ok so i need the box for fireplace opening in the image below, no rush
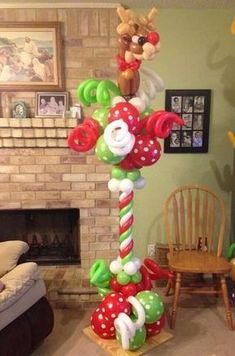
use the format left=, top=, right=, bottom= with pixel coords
left=0, top=208, right=80, bottom=265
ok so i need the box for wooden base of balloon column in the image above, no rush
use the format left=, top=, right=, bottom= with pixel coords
left=83, top=326, right=173, bottom=355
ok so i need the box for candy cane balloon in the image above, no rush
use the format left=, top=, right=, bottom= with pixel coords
left=119, top=190, right=134, bottom=266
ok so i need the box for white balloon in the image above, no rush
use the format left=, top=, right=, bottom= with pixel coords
left=110, top=135, right=135, bottom=156
left=112, top=96, right=126, bottom=106
left=114, top=317, right=130, bottom=350
left=127, top=296, right=146, bottom=328
left=104, top=120, right=129, bottom=147
left=132, top=257, right=142, bottom=270
left=142, top=77, right=156, bottom=100
left=141, top=67, right=165, bottom=93
left=120, top=179, right=134, bottom=193
left=134, top=177, right=146, bottom=189
left=129, top=97, right=146, bottom=114
left=135, top=67, right=165, bottom=109
left=123, top=261, right=138, bottom=276
left=110, top=259, right=122, bottom=274
left=104, top=120, right=135, bottom=156
left=136, top=88, right=150, bottom=109
left=108, top=178, right=120, bottom=192
left=117, top=313, right=136, bottom=337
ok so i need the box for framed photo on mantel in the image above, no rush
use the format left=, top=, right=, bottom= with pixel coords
left=0, top=22, right=64, bottom=91
left=164, top=89, right=211, bottom=153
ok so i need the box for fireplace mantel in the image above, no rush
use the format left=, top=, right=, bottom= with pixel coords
left=0, top=118, right=77, bottom=148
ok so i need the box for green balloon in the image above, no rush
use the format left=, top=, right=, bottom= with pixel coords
left=116, top=316, right=146, bottom=351
left=89, top=259, right=111, bottom=286
left=227, top=243, right=235, bottom=260
left=131, top=271, right=142, bottom=284
left=96, top=80, right=120, bottom=107
left=112, top=166, right=127, bottom=180
left=95, top=136, right=124, bottom=164
left=140, top=107, right=154, bottom=118
left=135, top=291, right=164, bottom=324
left=129, top=326, right=146, bottom=351
left=77, top=79, right=91, bottom=106
left=127, top=169, right=141, bottom=182
left=92, top=107, right=109, bottom=132
left=98, top=287, right=112, bottom=298
left=84, top=79, right=100, bottom=104
left=117, top=271, right=131, bottom=285
left=77, top=79, right=100, bottom=107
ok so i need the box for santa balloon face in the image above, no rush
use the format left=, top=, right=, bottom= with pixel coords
left=108, top=102, right=140, bottom=134
left=129, top=135, right=161, bottom=167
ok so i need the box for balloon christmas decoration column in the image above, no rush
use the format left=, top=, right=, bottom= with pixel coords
left=68, top=6, right=184, bottom=351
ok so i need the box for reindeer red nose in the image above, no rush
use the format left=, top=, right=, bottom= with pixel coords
left=147, top=31, right=160, bottom=45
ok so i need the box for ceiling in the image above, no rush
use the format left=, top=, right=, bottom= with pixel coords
left=1, top=0, right=235, bottom=9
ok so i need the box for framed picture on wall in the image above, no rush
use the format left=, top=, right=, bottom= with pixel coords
left=0, top=22, right=64, bottom=90
left=35, top=92, right=69, bottom=117
left=164, top=89, right=211, bottom=153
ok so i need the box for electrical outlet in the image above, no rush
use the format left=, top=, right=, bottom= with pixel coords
left=147, top=244, right=156, bottom=257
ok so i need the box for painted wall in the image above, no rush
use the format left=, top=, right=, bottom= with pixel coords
left=133, top=9, right=235, bottom=259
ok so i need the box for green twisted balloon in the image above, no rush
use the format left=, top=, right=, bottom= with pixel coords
left=89, top=259, right=112, bottom=296
left=77, top=79, right=120, bottom=108
left=96, top=80, right=120, bottom=107
left=77, top=79, right=100, bottom=106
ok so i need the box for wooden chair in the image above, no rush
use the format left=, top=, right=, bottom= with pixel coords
left=163, top=185, right=233, bottom=330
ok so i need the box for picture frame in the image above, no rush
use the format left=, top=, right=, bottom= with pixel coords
left=0, top=22, right=64, bottom=91
left=12, top=101, right=27, bottom=118
left=164, top=89, right=211, bottom=153
left=35, top=92, right=69, bottom=117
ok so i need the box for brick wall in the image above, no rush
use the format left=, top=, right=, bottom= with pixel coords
left=0, top=7, right=118, bottom=116
left=0, top=7, right=120, bottom=305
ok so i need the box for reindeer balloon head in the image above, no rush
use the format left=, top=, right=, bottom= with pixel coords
left=116, top=6, right=160, bottom=98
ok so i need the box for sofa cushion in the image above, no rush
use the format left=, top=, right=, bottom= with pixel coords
left=0, top=241, right=29, bottom=278
left=0, top=262, right=39, bottom=311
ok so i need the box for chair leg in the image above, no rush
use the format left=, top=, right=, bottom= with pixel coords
left=170, top=272, right=181, bottom=329
left=213, top=274, right=219, bottom=298
left=220, top=275, right=233, bottom=330
left=165, top=279, right=173, bottom=296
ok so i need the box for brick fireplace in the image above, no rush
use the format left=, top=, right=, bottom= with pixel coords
left=0, top=118, right=119, bottom=306
left=0, top=208, right=80, bottom=264
left=0, top=4, right=120, bottom=307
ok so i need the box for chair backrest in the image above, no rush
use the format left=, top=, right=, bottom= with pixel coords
left=163, top=185, right=225, bottom=258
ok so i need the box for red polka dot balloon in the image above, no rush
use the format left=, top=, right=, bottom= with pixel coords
left=90, top=307, right=116, bottom=339
left=110, top=277, right=122, bottom=292
left=119, top=155, right=142, bottom=171
left=100, top=292, right=131, bottom=322
left=121, top=282, right=137, bottom=297
left=145, top=314, right=165, bottom=337
left=129, top=134, right=161, bottom=167
left=108, top=102, right=140, bottom=134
